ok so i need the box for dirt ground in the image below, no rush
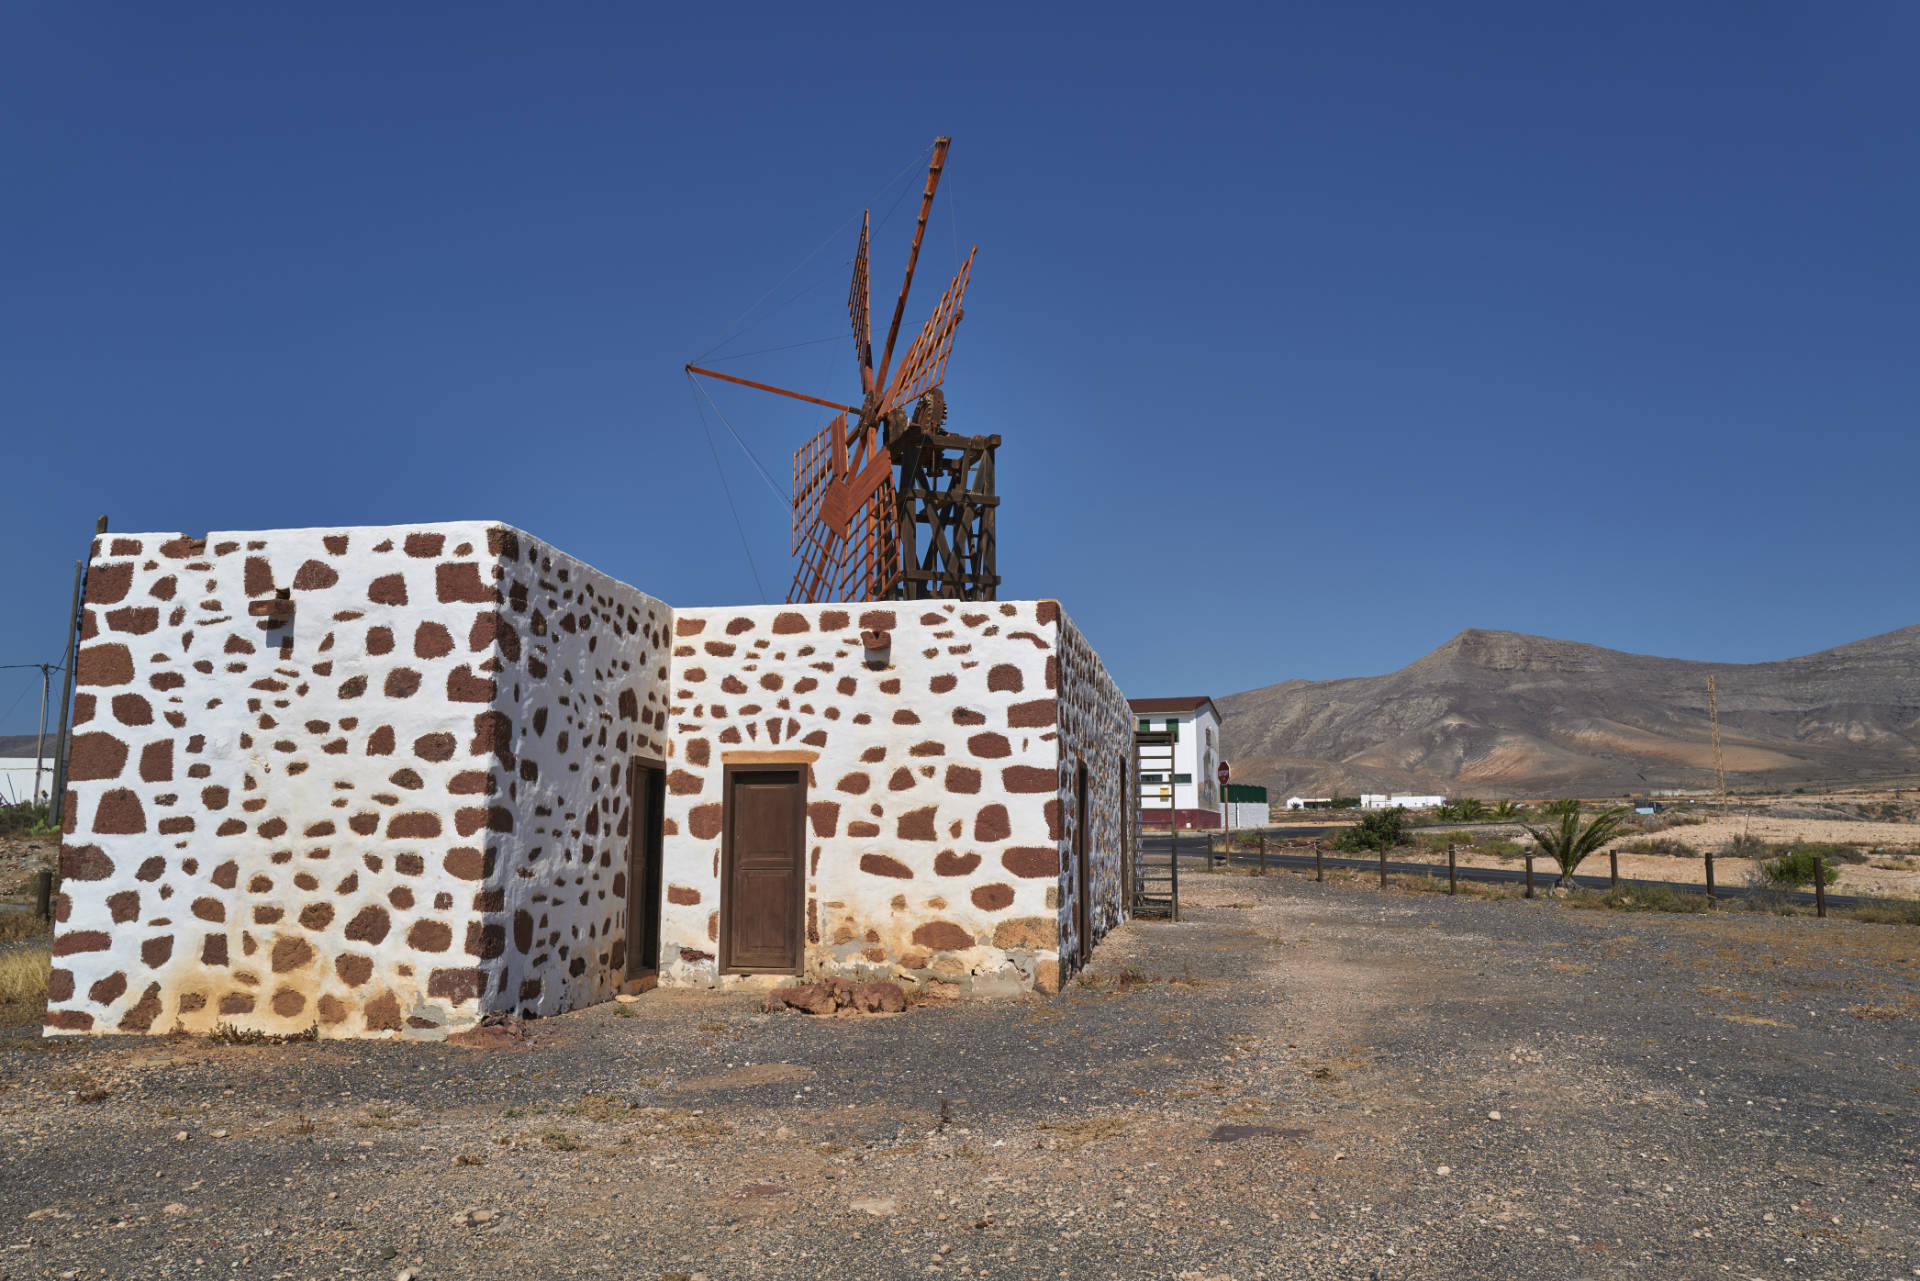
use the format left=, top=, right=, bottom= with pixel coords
left=0, top=835, right=56, bottom=902
left=0, top=872, right=1915, bottom=1279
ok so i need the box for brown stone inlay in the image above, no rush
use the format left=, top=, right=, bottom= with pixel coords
left=85, top=563, right=134, bottom=605
left=911, top=921, right=973, bottom=952
left=933, top=850, right=981, bottom=876
left=67, top=732, right=129, bottom=782
left=91, top=789, right=146, bottom=834
left=1002, top=847, right=1059, bottom=877
left=859, top=854, right=911, bottom=879
left=436, top=563, right=495, bottom=603
left=292, top=559, right=339, bottom=590
left=971, top=883, right=1015, bottom=911
left=368, top=573, right=408, bottom=605
left=1003, top=765, right=1055, bottom=793
left=76, top=644, right=134, bottom=687
left=973, top=804, right=1011, bottom=842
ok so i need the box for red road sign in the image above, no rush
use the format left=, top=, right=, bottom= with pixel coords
left=1217, top=761, right=1230, bottom=786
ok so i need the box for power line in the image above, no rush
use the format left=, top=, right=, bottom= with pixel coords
left=689, top=376, right=768, bottom=601
left=689, top=142, right=933, bottom=365
left=690, top=375, right=787, bottom=506
left=702, top=334, right=845, bottom=363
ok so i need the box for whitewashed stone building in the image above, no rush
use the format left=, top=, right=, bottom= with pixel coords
left=46, top=522, right=1133, bottom=1038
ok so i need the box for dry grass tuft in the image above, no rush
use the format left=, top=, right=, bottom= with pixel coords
left=1850, top=899, right=1920, bottom=927
left=1035, top=1114, right=1131, bottom=1149
left=209, top=1022, right=318, bottom=1045
left=0, top=945, right=50, bottom=1026
left=0, top=914, right=52, bottom=943
left=565, top=1094, right=643, bottom=1123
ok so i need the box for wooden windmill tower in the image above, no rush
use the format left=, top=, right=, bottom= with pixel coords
left=687, top=138, right=1000, bottom=604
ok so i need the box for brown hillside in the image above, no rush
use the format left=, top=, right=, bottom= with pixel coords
left=1218, top=625, right=1920, bottom=798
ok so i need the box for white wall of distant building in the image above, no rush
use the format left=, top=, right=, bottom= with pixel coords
left=1133, top=705, right=1221, bottom=813
left=0, top=757, right=56, bottom=805
left=1361, top=793, right=1445, bottom=810
left=1223, top=800, right=1267, bottom=828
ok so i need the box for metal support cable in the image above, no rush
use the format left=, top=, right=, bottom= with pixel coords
left=689, top=378, right=768, bottom=601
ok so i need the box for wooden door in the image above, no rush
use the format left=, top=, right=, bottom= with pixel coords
left=625, top=760, right=665, bottom=976
left=721, top=768, right=805, bottom=973
left=1074, top=761, right=1092, bottom=966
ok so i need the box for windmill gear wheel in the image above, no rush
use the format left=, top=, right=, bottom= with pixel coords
left=914, top=388, right=948, bottom=430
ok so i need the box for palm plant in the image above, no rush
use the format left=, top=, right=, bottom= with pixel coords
left=1490, top=799, right=1522, bottom=820
left=1450, top=797, right=1489, bottom=822
left=1522, top=803, right=1631, bottom=888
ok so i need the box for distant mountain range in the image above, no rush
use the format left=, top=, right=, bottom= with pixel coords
left=1218, top=625, right=1920, bottom=799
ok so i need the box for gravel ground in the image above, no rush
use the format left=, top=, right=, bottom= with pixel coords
left=0, top=871, right=1915, bottom=1280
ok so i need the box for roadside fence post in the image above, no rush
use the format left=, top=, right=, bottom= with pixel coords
left=1524, top=853, right=1534, bottom=899
left=34, top=870, right=53, bottom=921
left=1378, top=844, right=1388, bottom=889
left=1170, top=826, right=1180, bottom=919
left=1610, top=849, right=1619, bottom=890
left=1258, top=831, right=1267, bottom=877
left=1704, top=850, right=1715, bottom=904
left=1448, top=844, right=1457, bottom=895
left=1814, top=856, right=1827, bottom=918
left=1314, top=840, right=1324, bottom=883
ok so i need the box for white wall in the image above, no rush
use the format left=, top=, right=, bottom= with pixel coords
left=0, top=757, right=55, bottom=805
left=1223, top=801, right=1267, bottom=828
left=1134, top=704, right=1221, bottom=814
left=1361, top=794, right=1446, bottom=810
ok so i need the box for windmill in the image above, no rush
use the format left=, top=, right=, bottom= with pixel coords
left=687, top=137, right=1000, bottom=604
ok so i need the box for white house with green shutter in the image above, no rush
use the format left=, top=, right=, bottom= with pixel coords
left=1128, top=696, right=1223, bottom=829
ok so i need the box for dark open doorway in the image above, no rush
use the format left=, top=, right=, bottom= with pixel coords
left=626, top=759, right=665, bottom=976
left=1074, top=760, right=1091, bottom=967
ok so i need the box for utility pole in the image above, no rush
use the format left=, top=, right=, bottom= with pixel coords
left=32, top=662, right=51, bottom=805
left=49, top=515, right=107, bottom=830
left=1707, top=674, right=1728, bottom=805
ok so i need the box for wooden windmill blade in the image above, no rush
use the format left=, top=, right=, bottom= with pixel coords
left=873, top=137, right=951, bottom=395
left=691, top=135, right=989, bottom=607
left=790, top=414, right=842, bottom=557
left=879, top=248, right=973, bottom=417
left=789, top=477, right=900, bottom=603
left=849, top=212, right=874, bottom=394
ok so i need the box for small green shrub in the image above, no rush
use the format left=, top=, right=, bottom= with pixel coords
left=0, top=801, right=53, bottom=837
left=1477, top=838, right=1524, bottom=859
left=1328, top=797, right=1361, bottom=810
left=1619, top=837, right=1697, bottom=857
left=1792, top=841, right=1865, bottom=865
left=1646, top=812, right=1706, bottom=829
left=1724, top=832, right=1770, bottom=860
left=1760, top=848, right=1843, bottom=887
left=1334, top=808, right=1406, bottom=853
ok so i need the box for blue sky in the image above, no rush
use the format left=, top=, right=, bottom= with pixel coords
left=3, top=2, right=1916, bottom=737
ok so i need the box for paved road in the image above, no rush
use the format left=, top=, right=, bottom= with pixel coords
left=1138, top=832, right=1877, bottom=910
